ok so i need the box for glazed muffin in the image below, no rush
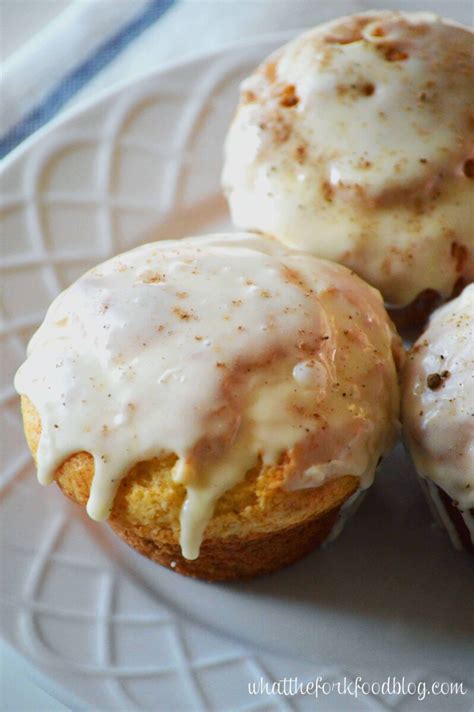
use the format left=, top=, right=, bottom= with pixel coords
left=402, top=284, right=474, bottom=553
left=223, top=11, right=474, bottom=325
left=15, top=233, right=402, bottom=580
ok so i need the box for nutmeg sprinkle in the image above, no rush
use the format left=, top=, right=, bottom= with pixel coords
left=15, top=233, right=402, bottom=561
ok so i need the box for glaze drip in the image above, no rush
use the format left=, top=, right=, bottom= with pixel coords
left=15, top=233, right=401, bottom=558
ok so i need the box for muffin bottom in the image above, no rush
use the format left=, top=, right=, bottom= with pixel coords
left=389, top=279, right=469, bottom=338
left=21, top=395, right=361, bottom=581
left=420, top=479, right=474, bottom=555
left=109, top=503, right=344, bottom=581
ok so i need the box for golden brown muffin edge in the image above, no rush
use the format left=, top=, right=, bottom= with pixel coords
left=21, top=395, right=359, bottom=580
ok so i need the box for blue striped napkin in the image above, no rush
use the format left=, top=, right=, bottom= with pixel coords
left=0, top=0, right=175, bottom=159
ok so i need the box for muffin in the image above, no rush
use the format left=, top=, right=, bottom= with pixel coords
left=223, top=11, right=474, bottom=325
left=15, top=233, right=402, bottom=580
left=402, top=284, right=474, bottom=553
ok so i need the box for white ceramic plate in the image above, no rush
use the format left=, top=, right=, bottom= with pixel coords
left=1, top=30, right=473, bottom=712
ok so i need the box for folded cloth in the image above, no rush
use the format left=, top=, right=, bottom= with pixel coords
left=0, top=0, right=175, bottom=158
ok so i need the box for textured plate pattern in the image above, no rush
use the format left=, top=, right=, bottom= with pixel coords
left=1, top=37, right=473, bottom=711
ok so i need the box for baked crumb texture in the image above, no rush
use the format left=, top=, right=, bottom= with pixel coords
left=16, top=234, right=402, bottom=579
left=22, top=395, right=358, bottom=580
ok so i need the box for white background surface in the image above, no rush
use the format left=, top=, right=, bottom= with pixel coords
left=1, top=2, right=472, bottom=710
left=0, top=0, right=71, bottom=61
left=1, top=7, right=72, bottom=708
left=1, top=7, right=72, bottom=707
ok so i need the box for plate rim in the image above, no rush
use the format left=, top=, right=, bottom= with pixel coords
left=0, top=31, right=295, bottom=712
left=1, top=639, right=84, bottom=712
left=0, top=29, right=297, bottom=174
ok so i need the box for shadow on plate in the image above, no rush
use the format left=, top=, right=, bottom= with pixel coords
left=234, top=444, right=473, bottom=640
left=102, top=444, right=473, bottom=678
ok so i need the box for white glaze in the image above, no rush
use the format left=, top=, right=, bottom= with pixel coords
left=15, top=233, right=401, bottom=559
left=403, top=284, right=474, bottom=546
left=223, top=11, right=474, bottom=307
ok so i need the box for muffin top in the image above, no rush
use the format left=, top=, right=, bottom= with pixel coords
left=403, top=284, right=474, bottom=511
left=15, top=233, right=401, bottom=558
left=223, top=11, right=474, bottom=307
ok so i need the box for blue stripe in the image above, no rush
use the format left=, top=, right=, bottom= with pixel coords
left=0, top=0, right=175, bottom=159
